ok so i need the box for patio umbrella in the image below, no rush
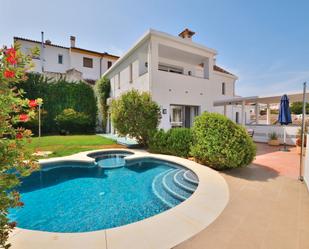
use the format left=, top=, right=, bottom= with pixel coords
left=278, top=94, right=292, bottom=151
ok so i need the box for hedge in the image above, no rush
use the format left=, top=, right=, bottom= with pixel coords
left=17, top=73, right=97, bottom=134
left=149, top=128, right=192, bottom=157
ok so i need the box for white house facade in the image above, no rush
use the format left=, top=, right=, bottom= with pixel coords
left=15, top=35, right=119, bottom=84
left=103, top=28, right=251, bottom=132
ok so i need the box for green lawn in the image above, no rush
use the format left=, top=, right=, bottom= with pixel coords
left=26, top=135, right=121, bottom=158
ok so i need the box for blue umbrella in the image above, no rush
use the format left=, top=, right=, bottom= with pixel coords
left=278, top=94, right=292, bottom=125
left=278, top=94, right=292, bottom=151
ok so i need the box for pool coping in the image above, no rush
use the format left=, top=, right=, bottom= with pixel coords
left=9, top=149, right=229, bottom=249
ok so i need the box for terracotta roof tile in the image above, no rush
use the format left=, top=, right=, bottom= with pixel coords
left=14, top=36, right=119, bottom=58
left=213, top=65, right=235, bottom=76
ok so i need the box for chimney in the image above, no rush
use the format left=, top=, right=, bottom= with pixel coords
left=70, top=36, right=76, bottom=47
left=178, top=28, right=195, bottom=41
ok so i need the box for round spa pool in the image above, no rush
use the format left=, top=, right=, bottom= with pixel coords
left=8, top=152, right=198, bottom=233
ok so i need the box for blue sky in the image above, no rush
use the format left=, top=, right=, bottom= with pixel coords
left=1, top=0, right=308, bottom=96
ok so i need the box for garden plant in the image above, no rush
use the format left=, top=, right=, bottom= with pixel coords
left=110, top=89, right=161, bottom=146
left=0, top=44, right=40, bottom=248
left=191, top=112, right=256, bottom=169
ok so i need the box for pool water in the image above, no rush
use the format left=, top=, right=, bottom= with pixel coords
left=9, top=153, right=198, bottom=233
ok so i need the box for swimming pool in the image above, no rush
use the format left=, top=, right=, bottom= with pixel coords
left=9, top=151, right=198, bottom=233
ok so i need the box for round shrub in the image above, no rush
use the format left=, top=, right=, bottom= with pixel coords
left=110, top=90, right=161, bottom=146
left=149, top=128, right=192, bottom=158
left=191, top=112, right=256, bottom=169
left=55, top=108, right=91, bottom=134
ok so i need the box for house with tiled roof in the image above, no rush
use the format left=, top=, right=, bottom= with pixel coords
left=14, top=35, right=119, bottom=84
left=103, top=28, right=249, bottom=132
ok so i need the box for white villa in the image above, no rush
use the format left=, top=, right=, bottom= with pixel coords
left=103, top=28, right=251, bottom=132
left=15, top=35, right=119, bottom=84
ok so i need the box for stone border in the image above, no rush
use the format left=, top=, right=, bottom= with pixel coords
left=9, top=149, right=229, bottom=249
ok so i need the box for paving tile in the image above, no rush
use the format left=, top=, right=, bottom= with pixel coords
left=176, top=143, right=309, bottom=249
left=261, top=228, right=299, bottom=249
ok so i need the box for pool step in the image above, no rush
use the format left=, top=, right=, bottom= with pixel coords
left=183, top=170, right=199, bottom=185
left=152, top=170, right=181, bottom=208
left=162, top=169, right=191, bottom=201
left=173, top=170, right=196, bottom=193
left=152, top=168, right=198, bottom=208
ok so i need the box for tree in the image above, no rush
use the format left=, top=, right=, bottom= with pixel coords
left=290, top=102, right=309, bottom=115
left=110, top=90, right=161, bottom=146
left=96, top=77, right=110, bottom=132
left=0, top=44, right=39, bottom=248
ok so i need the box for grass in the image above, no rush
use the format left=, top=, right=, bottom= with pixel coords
left=26, top=135, right=123, bottom=158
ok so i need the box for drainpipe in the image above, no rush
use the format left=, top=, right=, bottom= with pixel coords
left=41, top=31, right=45, bottom=73
left=99, top=57, right=102, bottom=79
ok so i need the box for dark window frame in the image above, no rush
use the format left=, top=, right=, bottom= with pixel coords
left=83, top=57, right=93, bottom=68
left=222, top=82, right=226, bottom=95
left=58, top=54, right=63, bottom=64
left=107, top=61, right=112, bottom=69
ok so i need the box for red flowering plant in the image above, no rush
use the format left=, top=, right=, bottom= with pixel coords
left=0, top=43, right=41, bottom=248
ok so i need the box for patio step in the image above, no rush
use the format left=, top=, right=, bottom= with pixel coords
left=183, top=170, right=199, bottom=185
left=162, top=169, right=192, bottom=201
left=152, top=170, right=181, bottom=208
left=173, top=170, right=197, bottom=193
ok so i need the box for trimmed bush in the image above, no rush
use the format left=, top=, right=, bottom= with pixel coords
left=110, top=90, right=161, bottom=146
left=149, top=128, right=192, bottom=157
left=17, top=73, right=97, bottom=133
left=191, top=112, right=256, bottom=169
left=55, top=108, right=91, bottom=134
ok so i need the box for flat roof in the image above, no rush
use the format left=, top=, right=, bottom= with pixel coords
left=103, top=29, right=221, bottom=77
left=214, top=92, right=309, bottom=106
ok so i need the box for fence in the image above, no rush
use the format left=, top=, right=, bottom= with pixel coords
left=246, top=124, right=300, bottom=145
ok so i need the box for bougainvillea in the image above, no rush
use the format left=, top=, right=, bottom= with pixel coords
left=0, top=44, right=40, bottom=248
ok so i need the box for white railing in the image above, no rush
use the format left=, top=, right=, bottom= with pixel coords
left=246, top=124, right=300, bottom=145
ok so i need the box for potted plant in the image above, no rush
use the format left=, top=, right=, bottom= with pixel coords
left=296, top=127, right=307, bottom=155
left=268, top=132, right=280, bottom=146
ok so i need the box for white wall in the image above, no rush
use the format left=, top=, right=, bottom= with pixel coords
left=246, top=124, right=300, bottom=145
left=105, top=31, right=238, bottom=131
left=109, top=42, right=149, bottom=98
left=17, top=39, right=117, bottom=81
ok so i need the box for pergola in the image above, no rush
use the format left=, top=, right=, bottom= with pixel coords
left=214, top=92, right=309, bottom=125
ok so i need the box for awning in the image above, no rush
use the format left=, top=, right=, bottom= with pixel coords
left=214, top=92, right=309, bottom=106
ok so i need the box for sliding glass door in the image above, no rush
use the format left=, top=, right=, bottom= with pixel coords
left=170, top=105, right=199, bottom=128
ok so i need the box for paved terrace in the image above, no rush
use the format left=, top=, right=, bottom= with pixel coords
left=176, top=143, right=309, bottom=249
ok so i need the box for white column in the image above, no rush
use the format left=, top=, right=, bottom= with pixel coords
left=147, top=42, right=152, bottom=92
left=147, top=40, right=159, bottom=92
left=241, top=100, right=245, bottom=125
left=203, top=58, right=210, bottom=79
left=255, top=103, right=259, bottom=124
left=266, top=104, right=270, bottom=125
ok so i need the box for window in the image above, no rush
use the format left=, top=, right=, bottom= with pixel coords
left=118, top=73, right=120, bottom=89
left=107, top=61, right=112, bottom=69
left=58, top=54, right=63, bottom=64
left=159, top=64, right=183, bottom=74
left=235, top=112, right=239, bottom=124
left=170, top=106, right=183, bottom=127
left=129, top=63, right=133, bottom=83
left=83, top=57, right=93, bottom=68
left=222, top=82, right=226, bottom=95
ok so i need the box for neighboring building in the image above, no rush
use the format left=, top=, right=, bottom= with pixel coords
left=14, top=35, right=119, bottom=84
left=103, top=28, right=251, bottom=132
